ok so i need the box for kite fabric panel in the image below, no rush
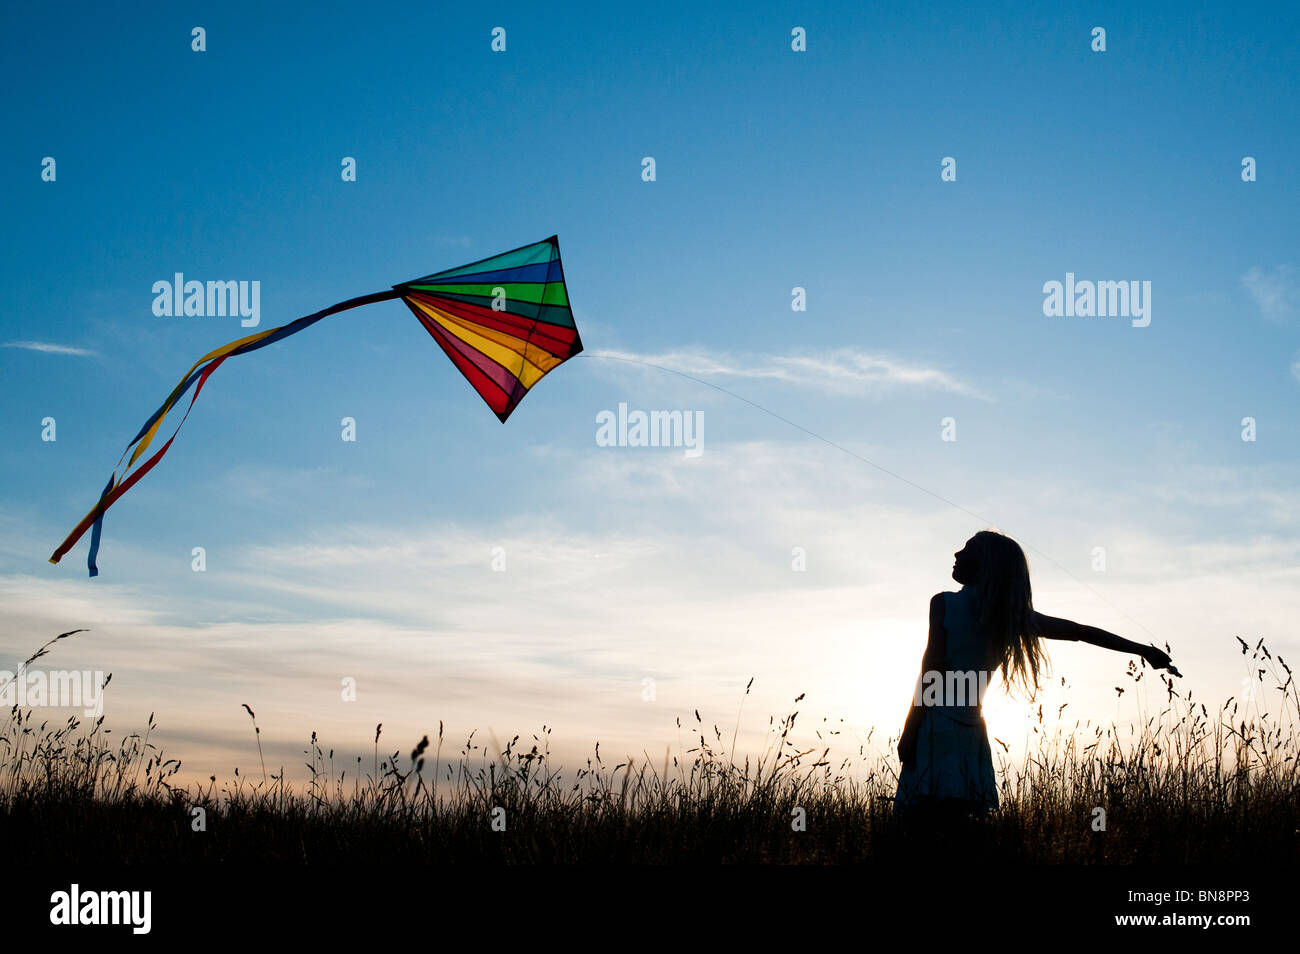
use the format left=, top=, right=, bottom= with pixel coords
left=394, top=235, right=583, bottom=422
left=50, top=235, right=582, bottom=577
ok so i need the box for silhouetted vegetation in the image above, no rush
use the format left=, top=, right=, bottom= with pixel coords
left=3, top=637, right=1297, bottom=864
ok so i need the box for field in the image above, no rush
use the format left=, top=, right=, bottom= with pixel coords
left=3, top=635, right=1298, bottom=865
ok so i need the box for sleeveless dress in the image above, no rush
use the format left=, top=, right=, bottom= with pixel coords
left=893, top=583, right=999, bottom=814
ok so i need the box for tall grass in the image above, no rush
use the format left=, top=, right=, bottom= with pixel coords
left=2, top=636, right=1296, bottom=863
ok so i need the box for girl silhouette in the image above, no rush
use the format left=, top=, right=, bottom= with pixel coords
left=894, top=530, right=1176, bottom=818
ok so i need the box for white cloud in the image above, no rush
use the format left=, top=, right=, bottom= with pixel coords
left=588, top=347, right=991, bottom=400
left=2, top=340, right=96, bottom=356
left=1243, top=265, right=1299, bottom=321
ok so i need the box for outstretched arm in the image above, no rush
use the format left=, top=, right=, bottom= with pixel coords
left=1031, top=610, right=1174, bottom=671
left=899, top=593, right=945, bottom=764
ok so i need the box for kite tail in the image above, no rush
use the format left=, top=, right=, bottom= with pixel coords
left=84, top=475, right=114, bottom=578
left=50, top=289, right=402, bottom=575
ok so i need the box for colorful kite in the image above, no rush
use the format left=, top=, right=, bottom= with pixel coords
left=50, top=236, right=582, bottom=576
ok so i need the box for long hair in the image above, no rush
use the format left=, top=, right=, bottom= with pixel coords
left=969, top=530, right=1047, bottom=695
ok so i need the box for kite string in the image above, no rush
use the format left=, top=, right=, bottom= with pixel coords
left=579, top=351, right=1158, bottom=643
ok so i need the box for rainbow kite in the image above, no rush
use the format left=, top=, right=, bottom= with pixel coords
left=51, top=236, right=583, bottom=576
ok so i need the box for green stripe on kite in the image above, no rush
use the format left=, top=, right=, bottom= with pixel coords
left=404, top=281, right=570, bottom=308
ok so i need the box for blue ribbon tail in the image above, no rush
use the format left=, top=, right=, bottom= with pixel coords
left=86, top=474, right=114, bottom=578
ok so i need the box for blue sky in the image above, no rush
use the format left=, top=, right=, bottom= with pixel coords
left=1, top=1, right=1297, bottom=780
